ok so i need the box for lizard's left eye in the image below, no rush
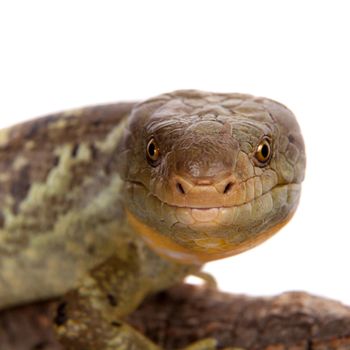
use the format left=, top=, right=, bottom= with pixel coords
left=146, top=138, right=160, bottom=165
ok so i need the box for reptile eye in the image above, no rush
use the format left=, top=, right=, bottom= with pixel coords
left=255, top=137, right=272, bottom=164
left=146, top=138, right=160, bottom=164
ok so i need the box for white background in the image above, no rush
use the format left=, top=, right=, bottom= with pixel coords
left=0, top=1, right=349, bottom=304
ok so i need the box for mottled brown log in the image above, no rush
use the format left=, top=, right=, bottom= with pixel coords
left=1, top=284, right=350, bottom=350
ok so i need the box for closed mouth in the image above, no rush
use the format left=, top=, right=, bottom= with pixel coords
left=127, top=180, right=301, bottom=227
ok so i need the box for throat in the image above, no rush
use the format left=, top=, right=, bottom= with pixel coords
left=126, top=210, right=205, bottom=265
left=126, top=208, right=296, bottom=265
left=126, top=210, right=243, bottom=265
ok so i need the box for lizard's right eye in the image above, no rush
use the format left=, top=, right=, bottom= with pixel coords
left=146, top=138, right=160, bottom=165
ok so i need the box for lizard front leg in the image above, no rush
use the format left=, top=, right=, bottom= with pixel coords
left=55, top=249, right=162, bottom=350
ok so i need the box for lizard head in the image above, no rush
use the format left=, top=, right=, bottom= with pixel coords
left=119, top=90, right=306, bottom=265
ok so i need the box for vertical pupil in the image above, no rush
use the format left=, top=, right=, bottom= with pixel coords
left=149, top=143, right=155, bottom=156
left=261, top=144, right=269, bottom=158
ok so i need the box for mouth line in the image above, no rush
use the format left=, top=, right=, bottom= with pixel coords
left=167, top=205, right=228, bottom=211
left=127, top=180, right=300, bottom=210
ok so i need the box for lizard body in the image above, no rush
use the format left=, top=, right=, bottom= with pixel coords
left=0, top=90, right=306, bottom=349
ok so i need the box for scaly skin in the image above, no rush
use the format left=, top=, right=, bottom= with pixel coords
left=0, top=90, right=306, bottom=349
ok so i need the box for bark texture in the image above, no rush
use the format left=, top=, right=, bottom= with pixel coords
left=1, top=284, right=350, bottom=350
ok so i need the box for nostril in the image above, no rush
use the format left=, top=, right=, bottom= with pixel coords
left=223, top=182, right=234, bottom=194
left=176, top=182, right=186, bottom=195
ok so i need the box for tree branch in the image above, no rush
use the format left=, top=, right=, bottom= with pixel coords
left=1, top=284, right=350, bottom=350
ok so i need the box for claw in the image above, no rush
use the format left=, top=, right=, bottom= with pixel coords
left=190, top=271, right=218, bottom=289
